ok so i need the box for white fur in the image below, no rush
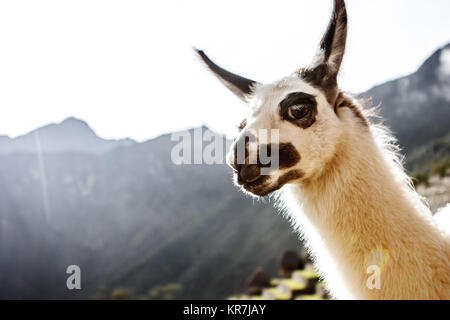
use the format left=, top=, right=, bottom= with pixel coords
left=282, top=112, right=450, bottom=299
left=233, top=75, right=450, bottom=299
left=212, top=0, right=450, bottom=300
left=435, top=204, right=450, bottom=237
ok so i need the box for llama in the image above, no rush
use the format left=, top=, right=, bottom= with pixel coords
left=196, top=0, right=450, bottom=299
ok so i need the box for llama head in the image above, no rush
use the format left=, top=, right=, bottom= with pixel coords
left=197, top=0, right=364, bottom=197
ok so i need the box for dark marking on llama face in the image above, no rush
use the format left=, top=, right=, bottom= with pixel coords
left=278, top=143, right=301, bottom=169
left=239, top=164, right=261, bottom=183
left=279, top=92, right=318, bottom=129
left=335, top=91, right=369, bottom=127
left=237, top=173, right=271, bottom=196
left=236, top=167, right=305, bottom=197
left=231, top=131, right=301, bottom=170
left=277, top=169, right=305, bottom=187
left=299, top=66, right=338, bottom=105
left=242, top=169, right=305, bottom=197
left=241, top=143, right=301, bottom=170
left=234, top=142, right=302, bottom=197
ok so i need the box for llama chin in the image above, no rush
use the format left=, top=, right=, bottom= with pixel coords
left=197, top=0, right=450, bottom=300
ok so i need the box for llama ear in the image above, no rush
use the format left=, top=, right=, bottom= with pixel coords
left=311, top=0, right=347, bottom=75
left=302, top=0, right=347, bottom=102
left=195, top=48, right=259, bottom=101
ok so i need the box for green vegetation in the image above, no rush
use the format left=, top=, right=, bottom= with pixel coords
left=411, top=172, right=430, bottom=188
left=270, top=279, right=281, bottom=286
left=264, top=288, right=290, bottom=300
left=293, top=269, right=318, bottom=279
left=431, top=159, right=450, bottom=178
left=298, top=294, right=324, bottom=300
left=92, top=287, right=134, bottom=300
left=92, top=283, right=182, bottom=300
left=280, top=279, right=306, bottom=290
left=111, top=288, right=133, bottom=300
left=406, top=133, right=450, bottom=173
left=411, top=158, right=450, bottom=187
left=148, top=283, right=183, bottom=300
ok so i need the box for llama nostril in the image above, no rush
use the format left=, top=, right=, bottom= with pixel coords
left=240, top=164, right=261, bottom=183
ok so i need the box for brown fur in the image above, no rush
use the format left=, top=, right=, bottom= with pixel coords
left=277, top=170, right=304, bottom=187
left=335, top=91, right=369, bottom=127
left=279, top=143, right=301, bottom=169
left=299, top=66, right=338, bottom=104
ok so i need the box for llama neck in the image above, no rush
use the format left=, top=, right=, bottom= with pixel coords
left=284, top=127, right=449, bottom=299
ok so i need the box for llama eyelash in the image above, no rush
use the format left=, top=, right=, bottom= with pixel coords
left=237, top=119, right=247, bottom=131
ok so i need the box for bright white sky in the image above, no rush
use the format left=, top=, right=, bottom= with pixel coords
left=0, top=0, right=449, bottom=141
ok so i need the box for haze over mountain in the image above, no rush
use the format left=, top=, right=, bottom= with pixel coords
left=0, top=122, right=300, bottom=299
left=0, top=44, right=449, bottom=300
left=363, top=43, right=450, bottom=171
left=0, top=117, right=136, bottom=155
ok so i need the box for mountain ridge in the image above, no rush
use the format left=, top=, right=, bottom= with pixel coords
left=0, top=124, right=300, bottom=299
left=0, top=117, right=136, bottom=155
left=0, top=43, right=449, bottom=300
left=362, top=43, right=450, bottom=171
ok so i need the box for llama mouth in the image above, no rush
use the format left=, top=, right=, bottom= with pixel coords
left=235, top=174, right=274, bottom=196
left=243, top=182, right=279, bottom=197
left=237, top=173, right=268, bottom=187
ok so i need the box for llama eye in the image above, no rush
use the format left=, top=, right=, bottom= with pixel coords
left=288, top=105, right=310, bottom=120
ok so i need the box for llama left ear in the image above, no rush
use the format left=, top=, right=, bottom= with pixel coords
left=195, top=48, right=259, bottom=101
left=302, top=0, right=347, bottom=103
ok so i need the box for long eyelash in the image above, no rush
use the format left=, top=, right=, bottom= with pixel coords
left=279, top=92, right=317, bottom=111
left=238, top=119, right=247, bottom=131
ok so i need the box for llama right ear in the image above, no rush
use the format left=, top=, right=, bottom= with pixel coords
left=195, top=48, right=259, bottom=101
left=310, top=0, right=347, bottom=75
left=302, top=0, right=347, bottom=102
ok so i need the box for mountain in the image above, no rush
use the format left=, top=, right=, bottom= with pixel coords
left=407, top=132, right=450, bottom=173
left=363, top=43, right=450, bottom=171
left=0, top=125, right=300, bottom=299
left=0, top=117, right=136, bottom=155
left=1, top=44, right=450, bottom=300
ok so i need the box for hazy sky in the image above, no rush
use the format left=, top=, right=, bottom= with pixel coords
left=0, top=0, right=449, bottom=141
